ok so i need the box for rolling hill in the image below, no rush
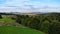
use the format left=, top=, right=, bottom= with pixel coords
left=0, top=26, right=45, bottom=34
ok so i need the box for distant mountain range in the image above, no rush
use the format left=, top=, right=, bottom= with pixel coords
left=29, top=12, right=48, bottom=14
left=0, top=11, right=60, bottom=15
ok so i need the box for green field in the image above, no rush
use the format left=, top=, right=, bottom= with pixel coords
left=0, top=26, right=45, bottom=34
left=0, top=16, right=16, bottom=23
left=0, top=15, right=45, bottom=34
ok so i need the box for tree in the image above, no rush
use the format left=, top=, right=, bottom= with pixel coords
left=39, top=20, right=50, bottom=33
left=29, top=18, right=40, bottom=30
left=0, top=15, right=2, bottom=19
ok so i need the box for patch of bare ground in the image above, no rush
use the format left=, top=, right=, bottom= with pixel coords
left=0, top=22, right=21, bottom=27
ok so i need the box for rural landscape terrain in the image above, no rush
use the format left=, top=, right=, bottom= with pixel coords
left=0, top=0, right=60, bottom=34
left=0, top=12, right=60, bottom=34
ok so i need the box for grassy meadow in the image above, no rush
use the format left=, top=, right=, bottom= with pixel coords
left=0, top=15, right=16, bottom=23
left=0, top=26, right=45, bottom=34
left=0, top=15, right=45, bottom=34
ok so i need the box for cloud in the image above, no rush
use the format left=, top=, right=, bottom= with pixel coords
left=0, top=0, right=60, bottom=12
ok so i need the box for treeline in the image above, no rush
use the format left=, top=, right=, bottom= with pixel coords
left=16, top=13, right=60, bottom=34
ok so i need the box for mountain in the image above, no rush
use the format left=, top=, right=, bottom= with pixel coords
left=29, top=12, right=48, bottom=14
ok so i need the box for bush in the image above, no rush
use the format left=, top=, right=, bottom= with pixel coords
left=16, top=13, right=60, bottom=34
left=0, top=15, right=2, bottom=19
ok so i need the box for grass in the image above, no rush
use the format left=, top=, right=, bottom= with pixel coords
left=0, top=26, right=45, bottom=34
left=0, top=16, right=16, bottom=23
left=0, top=15, right=45, bottom=34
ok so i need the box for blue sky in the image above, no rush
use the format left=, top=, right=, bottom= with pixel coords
left=0, top=0, right=60, bottom=12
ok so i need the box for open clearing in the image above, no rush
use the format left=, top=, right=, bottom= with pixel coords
left=0, top=26, right=45, bottom=34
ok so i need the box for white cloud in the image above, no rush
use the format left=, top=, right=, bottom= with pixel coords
left=0, top=0, right=60, bottom=13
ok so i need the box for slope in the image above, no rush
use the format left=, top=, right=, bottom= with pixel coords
left=0, top=26, right=45, bottom=34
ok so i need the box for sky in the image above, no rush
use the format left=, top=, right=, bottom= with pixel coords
left=0, top=0, right=60, bottom=13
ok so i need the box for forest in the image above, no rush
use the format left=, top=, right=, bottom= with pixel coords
left=0, top=13, right=60, bottom=34
left=16, top=13, right=60, bottom=34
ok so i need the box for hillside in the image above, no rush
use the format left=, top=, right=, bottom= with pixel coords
left=16, top=13, right=60, bottom=34
left=0, top=13, right=60, bottom=34
left=0, top=15, right=45, bottom=34
left=0, top=26, right=45, bottom=34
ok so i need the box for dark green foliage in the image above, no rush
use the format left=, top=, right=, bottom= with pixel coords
left=39, top=20, right=50, bottom=33
left=0, top=15, right=2, bottom=19
left=16, top=15, right=21, bottom=24
left=16, top=13, right=60, bottom=34
left=29, top=18, right=40, bottom=30
left=49, top=20, right=60, bottom=34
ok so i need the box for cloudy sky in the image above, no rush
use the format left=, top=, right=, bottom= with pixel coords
left=0, top=0, right=60, bottom=12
